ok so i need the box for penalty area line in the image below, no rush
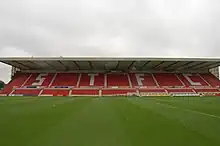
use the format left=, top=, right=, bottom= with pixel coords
left=156, top=102, right=220, bottom=119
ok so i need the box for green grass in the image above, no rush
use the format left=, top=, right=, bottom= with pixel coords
left=0, top=96, right=220, bottom=146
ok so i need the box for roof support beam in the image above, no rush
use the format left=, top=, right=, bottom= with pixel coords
left=140, top=61, right=151, bottom=70
left=207, top=64, right=220, bottom=70
left=12, top=61, right=31, bottom=69
left=44, top=61, right=57, bottom=70
left=153, top=61, right=164, bottom=69
left=73, top=61, right=80, bottom=70
left=175, top=61, right=194, bottom=70
left=28, top=61, right=42, bottom=69
left=196, top=62, right=220, bottom=70
left=115, top=61, right=120, bottom=69
left=183, top=62, right=207, bottom=70
left=208, top=64, right=220, bottom=69
left=88, top=61, right=93, bottom=69
left=163, top=61, right=179, bottom=70
left=128, top=61, right=136, bottom=70
left=104, top=64, right=107, bottom=70
left=58, top=61, right=68, bottom=70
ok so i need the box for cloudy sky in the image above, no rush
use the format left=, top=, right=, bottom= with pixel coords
left=0, top=0, right=220, bottom=82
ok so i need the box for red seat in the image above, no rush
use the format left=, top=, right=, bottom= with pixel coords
left=71, top=89, right=99, bottom=96
left=41, top=89, right=70, bottom=96
left=193, top=88, right=219, bottom=93
left=107, top=73, right=129, bottom=87
left=178, top=74, right=209, bottom=87
left=200, top=73, right=220, bottom=87
left=3, top=72, right=220, bottom=96
left=12, top=89, right=41, bottom=96
left=2, top=73, right=30, bottom=95
left=154, top=73, right=183, bottom=87
left=79, top=73, right=104, bottom=87
left=130, top=73, right=157, bottom=87
left=139, top=88, right=166, bottom=93
left=215, top=93, right=220, bottom=96
left=166, top=88, right=194, bottom=93
left=51, top=73, right=78, bottom=87
left=24, top=73, right=54, bottom=87
left=102, top=89, right=136, bottom=95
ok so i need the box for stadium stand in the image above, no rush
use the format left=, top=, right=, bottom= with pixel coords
left=200, top=73, right=220, bottom=87
left=166, top=88, right=194, bottom=93
left=0, top=57, right=220, bottom=97
left=51, top=73, right=78, bottom=87
left=2, top=73, right=30, bottom=95
left=12, top=88, right=41, bottom=96
left=79, top=73, right=104, bottom=87
left=71, top=88, right=100, bottom=96
left=130, top=73, right=158, bottom=87
left=154, top=73, right=183, bottom=87
left=107, top=73, right=130, bottom=87
left=102, top=88, right=136, bottom=96
left=23, top=73, right=54, bottom=87
left=178, top=73, right=209, bottom=87
left=41, top=88, right=70, bottom=96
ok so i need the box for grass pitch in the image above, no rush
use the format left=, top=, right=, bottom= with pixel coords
left=0, top=96, right=220, bottom=146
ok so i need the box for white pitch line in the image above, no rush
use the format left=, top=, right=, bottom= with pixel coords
left=156, top=102, right=220, bottom=119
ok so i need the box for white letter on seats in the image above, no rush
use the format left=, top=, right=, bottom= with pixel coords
left=88, top=74, right=98, bottom=86
left=183, top=74, right=201, bottom=86
left=32, top=73, right=48, bottom=86
left=135, top=74, right=144, bottom=86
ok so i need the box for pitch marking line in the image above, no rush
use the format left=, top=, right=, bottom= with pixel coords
left=155, top=102, right=220, bottom=119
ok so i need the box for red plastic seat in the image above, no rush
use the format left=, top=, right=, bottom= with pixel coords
left=102, top=89, right=136, bottom=95
left=51, top=73, right=78, bottom=87
left=41, top=89, right=70, bottom=96
left=2, top=73, right=30, bottom=95
left=107, top=73, right=129, bottom=87
left=200, top=73, right=220, bottom=87
left=130, top=73, right=157, bottom=87
left=178, top=74, right=209, bottom=87
left=154, top=73, right=183, bottom=87
left=79, top=73, right=104, bottom=87
left=193, top=88, right=219, bottom=93
left=12, top=89, right=41, bottom=96
left=139, top=88, right=166, bottom=93
left=24, top=73, right=54, bottom=87
left=166, top=88, right=194, bottom=93
left=71, top=89, right=99, bottom=96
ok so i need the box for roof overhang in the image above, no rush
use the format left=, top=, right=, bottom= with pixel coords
left=0, top=57, right=220, bottom=72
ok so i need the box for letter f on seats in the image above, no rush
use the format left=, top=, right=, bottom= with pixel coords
left=135, top=74, right=144, bottom=86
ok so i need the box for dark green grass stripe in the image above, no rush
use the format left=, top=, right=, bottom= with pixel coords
left=31, top=98, right=131, bottom=146
left=128, top=98, right=220, bottom=144
left=151, top=97, right=220, bottom=117
left=155, top=101, right=220, bottom=119
left=111, top=98, right=217, bottom=146
left=0, top=98, right=91, bottom=146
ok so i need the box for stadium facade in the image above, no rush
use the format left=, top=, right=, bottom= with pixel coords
left=1, top=57, right=220, bottom=97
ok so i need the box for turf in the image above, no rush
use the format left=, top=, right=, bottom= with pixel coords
left=0, top=96, right=220, bottom=146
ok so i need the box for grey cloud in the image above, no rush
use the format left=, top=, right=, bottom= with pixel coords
left=0, top=0, right=220, bottom=82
